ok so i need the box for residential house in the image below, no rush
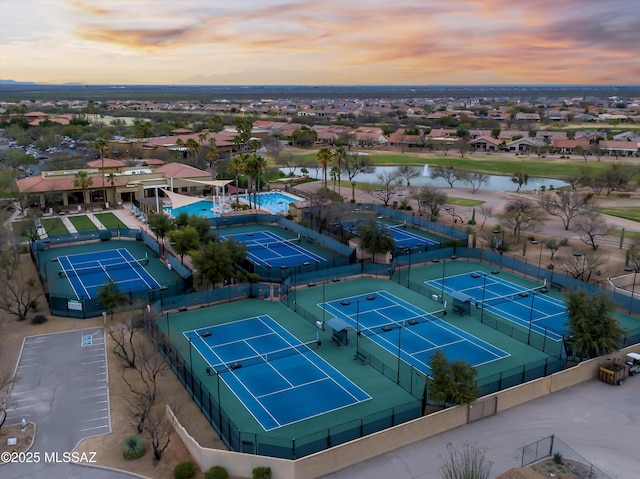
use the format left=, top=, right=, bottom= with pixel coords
left=469, top=136, right=501, bottom=152
left=599, top=140, right=639, bottom=157
left=551, top=139, right=590, bottom=155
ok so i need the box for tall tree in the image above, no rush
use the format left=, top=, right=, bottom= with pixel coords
left=398, top=165, right=420, bottom=188
left=430, top=165, right=462, bottom=188
left=357, top=220, right=396, bottom=263
left=511, top=171, right=529, bottom=192
left=93, top=137, right=109, bottom=204
left=574, top=210, right=608, bottom=251
left=362, top=169, right=402, bottom=206
left=0, top=249, right=42, bottom=321
left=168, top=225, right=200, bottom=264
left=191, top=238, right=246, bottom=289
left=413, top=185, right=448, bottom=220
left=539, top=190, right=593, bottom=230
left=316, top=147, right=334, bottom=189
left=499, top=197, right=544, bottom=241
left=73, top=170, right=93, bottom=204
left=245, top=153, right=267, bottom=209
left=228, top=154, right=247, bottom=206
left=96, top=279, right=128, bottom=321
left=566, top=289, right=623, bottom=360
left=428, top=350, right=478, bottom=407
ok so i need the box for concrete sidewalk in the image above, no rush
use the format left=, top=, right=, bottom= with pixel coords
left=322, top=378, right=640, bottom=479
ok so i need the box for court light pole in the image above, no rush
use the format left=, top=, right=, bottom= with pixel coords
left=355, top=300, right=361, bottom=356
left=187, top=336, right=194, bottom=397
left=440, top=258, right=446, bottom=303
left=397, top=321, right=403, bottom=384
left=206, top=366, right=223, bottom=431
left=480, top=272, right=487, bottom=323
left=527, top=292, right=536, bottom=345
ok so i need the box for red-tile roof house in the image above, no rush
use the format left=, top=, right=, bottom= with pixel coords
left=551, top=139, right=590, bottom=154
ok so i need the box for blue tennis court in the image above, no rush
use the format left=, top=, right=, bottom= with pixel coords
left=57, top=248, right=161, bottom=299
left=185, top=315, right=370, bottom=431
left=321, top=290, right=508, bottom=376
left=345, top=220, right=439, bottom=249
left=426, top=271, right=567, bottom=341
left=220, top=230, right=326, bottom=268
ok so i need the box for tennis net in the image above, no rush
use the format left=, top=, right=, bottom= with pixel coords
left=213, top=339, right=320, bottom=373
left=482, top=286, right=545, bottom=308
left=359, top=311, right=443, bottom=337
left=246, top=235, right=301, bottom=251
left=59, top=258, right=148, bottom=278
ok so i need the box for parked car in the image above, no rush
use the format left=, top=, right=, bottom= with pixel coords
left=626, top=352, right=640, bottom=376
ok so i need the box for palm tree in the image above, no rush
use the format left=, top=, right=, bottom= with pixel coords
left=333, top=145, right=347, bottom=194
left=228, top=155, right=247, bottom=206
left=106, top=173, right=117, bottom=206
left=93, top=138, right=109, bottom=204
left=330, top=166, right=341, bottom=192
left=245, top=153, right=267, bottom=209
left=73, top=170, right=93, bottom=205
left=185, top=138, right=201, bottom=167
left=316, top=147, right=333, bottom=189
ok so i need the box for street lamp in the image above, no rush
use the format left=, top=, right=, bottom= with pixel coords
left=43, top=257, right=59, bottom=282
left=407, top=244, right=422, bottom=287
left=440, top=258, right=446, bottom=303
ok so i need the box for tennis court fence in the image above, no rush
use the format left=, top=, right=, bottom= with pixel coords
left=521, top=435, right=612, bottom=479
left=144, top=310, right=422, bottom=459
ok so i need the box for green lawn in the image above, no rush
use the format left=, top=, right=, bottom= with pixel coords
left=446, top=197, right=485, bottom=207
left=68, top=215, right=99, bottom=232
left=599, top=207, right=640, bottom=223
left=290, top=150, right=629, bottom=181
left=40, top=217, right=69, bottom=235
left=94, top=212, right=127, bottom=229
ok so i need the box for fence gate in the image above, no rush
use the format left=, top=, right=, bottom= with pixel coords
left=467, top=396, right=497, bottom=423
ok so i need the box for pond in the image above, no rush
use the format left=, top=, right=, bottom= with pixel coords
left=280, top=165, right=569, bottom=191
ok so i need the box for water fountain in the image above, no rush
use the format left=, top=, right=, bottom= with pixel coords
left=422, top=164, right=429, bottom=176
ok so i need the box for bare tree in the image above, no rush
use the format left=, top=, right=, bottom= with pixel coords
left=478, top=206, right=494, bottom=231
left=261, top=136, right=283, bottom=161
left=463, top=172, right=489, bottom=193
left=556, top=250, right=605, bottom=283
left=413, top=185, right=448, bottom=220
left=511, top=172, right=528, bottom=192
left=544, top=238, right=561, bottom=260
left=0, top=250, right=42, bottom=322
left=539, top=190, right=593, bottom=230
left=361, top=170, right=402, bottom=206
left=122, top=342, right=169, bottom=433
left=108, top=308, right=144, bottom=369
left=499, top=197, right=544, bottom=241
left=430, top=165, right=463, bottom=188
left=142, top=403, right=180, bottom=461
left=397, top=165, right=420, bottom=187
left=0, top=372, right=14, bottom=432
left=574, top=211, right=608, bottom=251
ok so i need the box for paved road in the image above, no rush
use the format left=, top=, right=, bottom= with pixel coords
left=2, top=329, right=144, bottom=479
left=321, top=378, right=640, bottom=479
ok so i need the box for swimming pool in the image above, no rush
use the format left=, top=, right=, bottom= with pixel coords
left=239, top=191, right=302, bottom=213
left=163, top=200, right=220, bottom=218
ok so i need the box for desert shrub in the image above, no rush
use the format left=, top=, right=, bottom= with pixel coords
left=553, top=452, right=563, bottom=464
left=31, top=314, right=48, bottom=325
left=253, top=467, right=272, bottom=479
left=173, top=461, right=197, bottom=479
left=122, top=434, right=146, bottom=460
left=204, top=465, right=229, bottom=479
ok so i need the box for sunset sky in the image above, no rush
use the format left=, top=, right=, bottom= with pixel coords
left=1, top=0, right=639, bottom=85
